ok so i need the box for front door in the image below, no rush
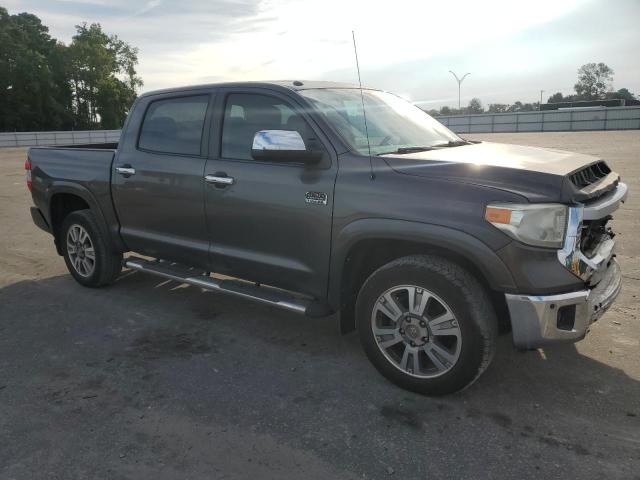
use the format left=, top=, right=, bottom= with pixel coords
left=203, top=89, right=337, bottom=298
left=112, top=91, right=213, bottom=267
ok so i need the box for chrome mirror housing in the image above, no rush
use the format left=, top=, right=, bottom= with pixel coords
left=251, top=129, right=323, bottom=164
left=252, top=130, right=306, bottom=151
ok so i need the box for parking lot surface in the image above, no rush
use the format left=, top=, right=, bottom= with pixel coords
left=1, top=131, right=639, bottom=479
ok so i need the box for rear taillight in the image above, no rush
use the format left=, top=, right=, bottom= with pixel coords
left=25, top=159, right=32, bottom=192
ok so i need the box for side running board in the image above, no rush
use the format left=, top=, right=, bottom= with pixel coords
left=123, top=256, right=332, bottom=317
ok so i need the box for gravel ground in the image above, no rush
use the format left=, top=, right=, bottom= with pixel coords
left=1, top=131, right=638, bottom=479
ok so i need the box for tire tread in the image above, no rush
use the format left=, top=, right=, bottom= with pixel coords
left=61, top=209, right=122, bottom=288
left=356, top=254, right=498, bottom=394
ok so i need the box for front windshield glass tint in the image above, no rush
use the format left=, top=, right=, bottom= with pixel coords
left=300, top=89, right=461, bottom=155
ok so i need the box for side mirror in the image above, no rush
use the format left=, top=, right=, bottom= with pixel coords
left=251, top=130, right=323, bottom=164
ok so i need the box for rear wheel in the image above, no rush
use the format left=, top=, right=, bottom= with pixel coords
left=356, top=255, right=497, bottom=395
left=61, top=210, right=122, bottom=287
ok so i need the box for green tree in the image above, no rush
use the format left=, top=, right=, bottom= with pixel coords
left=68, top=23, right=111, bottom=128
left=95, top=76, right=139, bottom=128
left=488, top=103, right=508, bottom=113
left=606, top=88, right=636, bottom=101
left=506, top=101, right=537, bottom=112
left=67, top=23, right=142, bottom=129
left=507, top=101, right=523, bottom=112
left=574, top=62, right=614, bottom=100
left=547, top=92, right=565, bottom=103
left=0, top=11, right=141, bottom=131
left=0, top=8, right=73, bottom=131
left=467, top=97, right=483, bottom=114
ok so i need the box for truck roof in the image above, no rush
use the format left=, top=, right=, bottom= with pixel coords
left=138, top=80, right=369, bottom=98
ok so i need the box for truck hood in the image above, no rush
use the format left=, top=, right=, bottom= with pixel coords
left=381, top=142, right=614, bottom=203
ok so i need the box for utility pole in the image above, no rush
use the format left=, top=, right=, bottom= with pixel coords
left=539, top=89, right=545, bottom=110
left=449, top=71, right=471, bottom=111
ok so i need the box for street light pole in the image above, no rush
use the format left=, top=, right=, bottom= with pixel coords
left=540, top=89, right=545, bottom=110
left=449, top=70, right=471, bottom=111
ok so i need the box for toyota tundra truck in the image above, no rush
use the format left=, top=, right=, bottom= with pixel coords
left=26, top=81, right=628, bottom=394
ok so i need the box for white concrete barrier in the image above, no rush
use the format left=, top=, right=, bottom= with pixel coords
left=436, top=106, right=640, bottom=134
left=0, top=130, right=121, bottom=148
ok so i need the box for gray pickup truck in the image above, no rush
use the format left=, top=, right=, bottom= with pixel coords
left=27, top=81, right=628, bottom=394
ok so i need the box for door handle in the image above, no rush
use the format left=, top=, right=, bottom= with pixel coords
left=205, top=174, right=234, bottom=186
left=115, top=166, right=136, bottom=176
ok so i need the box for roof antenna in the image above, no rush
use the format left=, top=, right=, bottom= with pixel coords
left=352, top=30, right=375, bottom=180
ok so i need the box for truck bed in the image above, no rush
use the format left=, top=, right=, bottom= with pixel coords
left=27, top=144, right=121, bottom=243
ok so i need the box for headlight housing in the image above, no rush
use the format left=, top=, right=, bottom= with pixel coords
left=485, top=203, right=568, bottom=248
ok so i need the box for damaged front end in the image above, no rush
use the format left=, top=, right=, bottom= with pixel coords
left=505, top=174, right=628, bottom=349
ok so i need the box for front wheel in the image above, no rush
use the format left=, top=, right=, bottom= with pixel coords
left=356, top=255, right=497, bottom=395
left=61, top=209, right=122, bottom=287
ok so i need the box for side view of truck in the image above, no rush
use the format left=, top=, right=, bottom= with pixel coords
left=27, top=81, right=628, bottom=394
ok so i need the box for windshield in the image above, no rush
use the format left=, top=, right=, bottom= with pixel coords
left=299, top=88, right=462, bottom=155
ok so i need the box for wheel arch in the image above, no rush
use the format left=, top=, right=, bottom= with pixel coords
left=329, top=219, right=516, bottom=334
left=47, top=183, right=122, bottom=256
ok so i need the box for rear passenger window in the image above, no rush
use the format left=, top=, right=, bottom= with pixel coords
left=139, top=95, right=209, bottom=155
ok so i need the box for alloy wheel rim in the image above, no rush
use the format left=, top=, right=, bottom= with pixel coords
left=66, top=224, right=96, bottom=278
left=371, top=285, right=462, bottom=378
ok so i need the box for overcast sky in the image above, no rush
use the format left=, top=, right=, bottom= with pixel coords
left=5, top=0, right=640, bottom=108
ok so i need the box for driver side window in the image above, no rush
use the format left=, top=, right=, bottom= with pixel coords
left=221, top=93, right=314, bottom=161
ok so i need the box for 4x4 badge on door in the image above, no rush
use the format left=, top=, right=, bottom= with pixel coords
left=305, top=191, right=328, bottom=205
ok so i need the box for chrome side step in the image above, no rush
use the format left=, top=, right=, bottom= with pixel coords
left=124, top=256, right=330, bottom=317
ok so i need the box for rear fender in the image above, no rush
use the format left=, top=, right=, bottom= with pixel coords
left=46, top=181, right=125, bottom=254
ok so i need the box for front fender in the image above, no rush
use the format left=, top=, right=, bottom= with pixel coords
left=328, top=218, right=517, bottom=309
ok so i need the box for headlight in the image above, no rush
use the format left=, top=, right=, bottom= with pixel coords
left=485, top=203, right=568, bottom=248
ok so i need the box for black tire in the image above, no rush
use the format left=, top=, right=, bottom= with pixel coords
left=356, top=255, right=497, bottom=395
left=60, top=209, right=122, bottom=287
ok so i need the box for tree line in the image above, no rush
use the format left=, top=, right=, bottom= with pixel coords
left=428, top=63, right=637, bottom=116
left=0, top=7, right=142, bottom=132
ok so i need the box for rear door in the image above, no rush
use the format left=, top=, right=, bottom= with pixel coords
left=112, top=90, right=214, bottom=266
left=203, top=88, right=337, bottom=298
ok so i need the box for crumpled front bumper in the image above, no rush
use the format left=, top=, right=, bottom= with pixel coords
left=505, top=258, right=622, bottom=349
left=504, top=181, right=627, bottom=350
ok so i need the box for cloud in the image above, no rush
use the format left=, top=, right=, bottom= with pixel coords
left=134, top=0, right=163, bottom=16
left=6, top=0, right=640, bottom=105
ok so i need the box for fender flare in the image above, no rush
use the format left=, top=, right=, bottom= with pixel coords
left=328, top=218, right=517, bottom=309
left=45, top=181, right=125, bottom=253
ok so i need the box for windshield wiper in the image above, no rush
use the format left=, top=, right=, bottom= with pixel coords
left=431, top=140, right=471, bottom=148
left=377, top=146, right=435, bottom=155
left=377, top=140, right=473, bottom=155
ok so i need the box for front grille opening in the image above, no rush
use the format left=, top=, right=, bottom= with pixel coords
left=580, top=217, right=612, bottom=258
left=570, top=161, right=611, bottom=189
left=557, top=305, right=576, bottom=331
